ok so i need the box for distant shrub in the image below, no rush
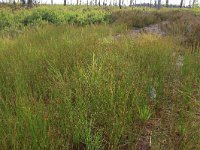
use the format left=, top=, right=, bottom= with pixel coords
left=21, top=7, right=111, bottom=26
left=0, top=10, right=14, bottom=30
left=162, top=11, right=200, bottom=51
left=23, top=9, right=65, bottom=25
left=110, top=10, right=178, bottom=28
left=63, top=10, right=110, bottom=25
left=111, top=10, right=160, bottom=28
left=0, top=6, right=111, bottom=32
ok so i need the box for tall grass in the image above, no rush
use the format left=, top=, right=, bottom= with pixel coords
left=0, top=24, right=199, bottom=149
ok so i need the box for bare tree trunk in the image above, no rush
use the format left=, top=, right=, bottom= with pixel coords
left=27, top=0, right=33, bottom=8
left=166, top=0, right=168, bottom=7
left=122, top=0, right=124, bottom=6
left=129, top=0, right=132, bottom=6
left=119, top=0, right=122, bottom=9
left=154, top=0, right=156, bottom=7
left=98, top=0, right=100, bottom=6
left=76, top=0, right=79, bottom=5
left=150, top=0, right=152, bottom=7
left=180, top=0, right=183, bottom=8
left=192, top=0, right=196, bottom=7
left=189, top=0, right=192, bottom=7
left=103, top=0, right=107, bottom=6
left=64, top=0, right=66, bottom=5
left=51, top=0, right=53, bottom=5
left=158, top=0, right=161, bottom=9
left=21, top=0, right=25, bottom=5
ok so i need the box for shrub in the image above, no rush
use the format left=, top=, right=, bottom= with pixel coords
left=23, top=9, right=65, bottom=25
left=162, top=11, right=200, bottom=51
left=0, top=10, right=14, bottom=30
left=110, top=9, right=183, bottom=28
left=0, top=6, right=111, bottom=32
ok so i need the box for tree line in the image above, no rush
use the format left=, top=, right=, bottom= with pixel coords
left=0, top=0, right=198, bottom=9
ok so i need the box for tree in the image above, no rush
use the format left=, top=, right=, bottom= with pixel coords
left=192, top=0, right=196, bottom=7
left=20, top=0, right=26, bottom=5
left=27, top=0, right=33, bottom=8
left=150, top=0, right=152, bottom=7
left=119, top=0, right=122, bottom=9
left=180, top=0, right=184, bottom=8
left=166, top=0, right=169, bottom=7
left=154, top=0, right=157, bottom=7
left=51, top=0, right=53, bottom=5
left=189, top=0, right=192, bottom=7
left=122, top=0, right=124, bottom=6
left=157, top=0, right=161, bottom=9
left=64, top=0, right=66, bottom=5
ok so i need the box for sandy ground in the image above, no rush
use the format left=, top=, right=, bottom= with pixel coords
left=113, top=21, right=169, bottom=40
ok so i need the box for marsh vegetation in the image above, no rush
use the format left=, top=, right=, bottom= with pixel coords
left=0, top=5, right=200, bottom=149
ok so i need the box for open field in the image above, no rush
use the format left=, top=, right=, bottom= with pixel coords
left=0, top=5, right=200, bottom=149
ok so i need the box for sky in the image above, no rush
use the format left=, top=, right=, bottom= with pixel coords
left=42, top=0, right=199, bottom=6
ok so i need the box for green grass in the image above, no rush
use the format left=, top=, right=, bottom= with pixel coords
left=0, top=24, right=199, bottom=149
left=0, top=5, right=200, bottom=149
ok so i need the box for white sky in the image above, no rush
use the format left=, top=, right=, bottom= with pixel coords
left=43, top=0, right=199, bottom=6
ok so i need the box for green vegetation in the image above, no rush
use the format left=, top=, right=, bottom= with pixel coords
left=0, top=6, right=111, bottom=34
left=0, top=5, right=200, bottom=149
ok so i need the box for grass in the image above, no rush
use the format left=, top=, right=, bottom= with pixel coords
left=0, top=5, right=200, bottom=149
